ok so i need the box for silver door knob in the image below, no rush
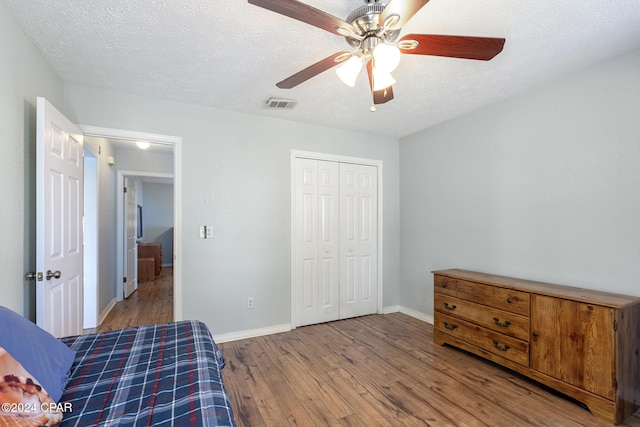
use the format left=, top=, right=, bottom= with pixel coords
left=46, top=270, right=61, bottom=280
left=25, top=272, right=43, bottom=281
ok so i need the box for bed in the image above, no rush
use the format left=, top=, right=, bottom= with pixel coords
left=58, top=320, right=236, bottom=426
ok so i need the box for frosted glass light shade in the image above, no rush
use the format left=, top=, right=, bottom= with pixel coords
left=373, top=43, right=401, bottom=72
left=136, top=141, right=150, bottom=149
left=336, top=56, right=363, bottom=87
left=372, top=68, right=396, bottom=91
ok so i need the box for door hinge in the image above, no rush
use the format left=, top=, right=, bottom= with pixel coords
left=123, top=277, right=127, bottom=283
left=124, top=187, right=128, bottom=193
left=613, top=320, right=618, bottom=332
left=614, top=378, right=618, bottom=391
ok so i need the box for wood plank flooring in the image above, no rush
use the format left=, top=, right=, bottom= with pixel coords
left=84, top=275, right=640, bottom=426
left=219, top=313, right=640, bottom=427
left=85, top=267, right=173, bottom=333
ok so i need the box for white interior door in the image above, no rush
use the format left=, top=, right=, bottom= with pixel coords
left=124, top=177, right=138, bottom=298
left=36, top=97, right=84, bottom=338
left=339, top=163, right=378, bottom=319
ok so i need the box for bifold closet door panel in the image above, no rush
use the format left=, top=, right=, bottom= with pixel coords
left=339, top=163, right=378, bottom=320
left=294, top=159, right=340, bottom=327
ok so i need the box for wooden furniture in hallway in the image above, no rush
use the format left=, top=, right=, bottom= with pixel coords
left=138, top=242, right=162, bottom=276
left=137, top=257, right=155, bottom=281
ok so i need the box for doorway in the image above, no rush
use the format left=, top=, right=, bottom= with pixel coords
left=80, top=125, right=183, bottom=326
left=119, top=172, right=174, bottom=300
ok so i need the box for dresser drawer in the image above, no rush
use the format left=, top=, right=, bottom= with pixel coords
left=435, top=312, right=529, bottom=366
left=434, top=293, right=529, bottom=341
left=434, top=275, right=529, bottom=316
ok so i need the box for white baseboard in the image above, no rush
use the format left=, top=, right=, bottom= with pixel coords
left=213, top=307, right=433, bottom=343
left=382, top=305, right=434, bottom=324
left=214, top=323, right=291, bottom=343
left=98, top=299, right=117, bottom=325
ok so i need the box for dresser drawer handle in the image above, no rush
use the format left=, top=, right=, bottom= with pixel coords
left=444, top=303, right=457, bottom=311
left=493, top=317, right=511, bottom=328
left=492, top=340, right=510, bottom=352
left=444, top=322, right=458, bottom=331
left=507, top=297, right=513, bottom=304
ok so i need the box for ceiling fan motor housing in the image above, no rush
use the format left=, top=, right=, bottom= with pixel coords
left=344, top=2, right=400, bottom=49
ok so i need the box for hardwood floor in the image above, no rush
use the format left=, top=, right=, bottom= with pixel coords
left=86, top=267, right=173, bottom=333
left=219, top=313, right=640, bottom=427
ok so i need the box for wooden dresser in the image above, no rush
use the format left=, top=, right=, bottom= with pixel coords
left=433, top=269, right=640, bottom=424
left=138, top=243, right=162, bottom=277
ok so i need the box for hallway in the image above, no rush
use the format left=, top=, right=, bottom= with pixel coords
left=87, top=267, right=173, bottom=333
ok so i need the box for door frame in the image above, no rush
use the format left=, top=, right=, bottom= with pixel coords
left=118, top=171, right=173, bottom=299
left=290, top=150, right=383, bottom=328
left=80, top=125, right=184, bottom=322
left=83, top=147, right=98, bottom=329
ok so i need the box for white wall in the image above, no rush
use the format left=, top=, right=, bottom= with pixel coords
left=83, top=136, right=118, bottom=318
left=0, top=3, right=64, bottom=318
left=63, top=85, right=401, bottom=335
left=142, top=182, right=174, bottom=266
left=115, top=148, right=173, bottom=175
left=399, top=48, right=640, bottom=318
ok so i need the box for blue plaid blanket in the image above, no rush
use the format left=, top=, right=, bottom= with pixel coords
left=59, top=321, right=236, bottom=426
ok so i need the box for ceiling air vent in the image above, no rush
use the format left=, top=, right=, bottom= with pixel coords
left=266, top=97, right=298, bottom=110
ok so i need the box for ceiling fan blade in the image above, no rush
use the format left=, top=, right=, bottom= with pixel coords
left=372, top=86, right=394, bottom=105
left=248, top=0, right=358, bottom=36
left=366, top=61, right=394, bottom=105
left=380, top=0, right=430, bottom=29
left=276, top=51, right=350, bottom=89
left=399, top=34, right=506, bottom=60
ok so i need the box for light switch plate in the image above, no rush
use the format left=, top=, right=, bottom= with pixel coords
left=200, top=225, right=213, bottom=239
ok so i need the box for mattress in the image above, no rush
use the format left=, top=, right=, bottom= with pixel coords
left=59, top=320, right=236, bottom=426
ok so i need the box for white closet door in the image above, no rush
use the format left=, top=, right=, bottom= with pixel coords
left=294, top=159, right=339, bottom=327
left=317, top=161, right=340, bottom=323
left=339, top=163, right=378, bottom=319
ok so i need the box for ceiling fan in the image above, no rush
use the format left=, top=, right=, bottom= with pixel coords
left=248, top=0, right=505, bottom=110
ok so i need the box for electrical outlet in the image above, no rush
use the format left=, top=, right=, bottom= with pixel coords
left=247, top=297, right=254, bottom=309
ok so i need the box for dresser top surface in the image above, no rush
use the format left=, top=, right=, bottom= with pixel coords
left=433, top=269, right=640, bottom=308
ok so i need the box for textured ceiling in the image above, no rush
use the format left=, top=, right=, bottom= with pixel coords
left=4, top=0, right=640, bottom=138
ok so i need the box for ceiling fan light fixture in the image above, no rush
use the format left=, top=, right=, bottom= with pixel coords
left=372, top=68, right=396, bottom=91
left=373, top=42, right=401, bottom=72
left=336, top=55, right=363, bottom=87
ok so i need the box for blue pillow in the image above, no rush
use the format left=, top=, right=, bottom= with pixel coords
left=0, top=306, right=76, bottom=402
